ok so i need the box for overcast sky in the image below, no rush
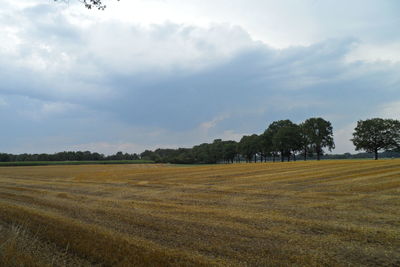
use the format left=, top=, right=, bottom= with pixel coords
left=1, top=0, right=399, bottom=154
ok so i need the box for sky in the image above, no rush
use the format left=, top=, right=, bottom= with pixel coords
left=0, top=0, right=399, bottom=155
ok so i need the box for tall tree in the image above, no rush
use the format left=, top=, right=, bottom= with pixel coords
left=272, top=124, right=302, bottom=162
left=302, top=118, right=335, bottom=160
left=210, top=139, right=224, bottom=163
left=265, top=120, right=297, bottom=162
left=193, top=143, right=213, bottom=164
left=222, top=141, right=238, bottom=163
left=258, top=132, right=272, bottom=162
left=352, top=118, right=400, bottom=160
left=239, top=135, right=259, bottom=163
left=299, top=122, right=312, bottom=161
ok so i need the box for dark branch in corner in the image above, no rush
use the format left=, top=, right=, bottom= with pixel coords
left=55, top=0, right=120, bottom=10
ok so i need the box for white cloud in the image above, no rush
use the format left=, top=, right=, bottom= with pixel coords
left=69, top=142, right=149, bottom=154
left=81, top=22, right=257, bottom=75
left=199, top=114, right=230, bottom=132
left=379, top=101, right=400, bottom=120
left=0, top=97, right=7, bottom=108
left=332, top=123, right=357, bottom=153
left=41, top=102, right=78, bottom=114
left=346, top=42, right=400, bottom=63
left=0, top=0, right=399, bottom=155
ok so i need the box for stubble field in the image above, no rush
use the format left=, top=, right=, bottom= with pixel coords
left=0, top=160, right=399, bottom=266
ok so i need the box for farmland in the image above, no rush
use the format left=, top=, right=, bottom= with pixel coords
left=0, top=160, right=399, bottom=266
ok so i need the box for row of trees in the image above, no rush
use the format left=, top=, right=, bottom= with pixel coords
left=141, top=117, right=400, bottom=163
left=0, top=151, right=140, bottom=162
left=141, top=117, right=335, bottom=164
left=1, top=117, right=398, bottom=164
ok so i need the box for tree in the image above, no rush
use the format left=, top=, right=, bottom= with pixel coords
left=299, top=122, right=312, bottom=161
left=302, top=118, right=335, bottom=160
left=264, top=120, right=297, bottom=162
left=193, top=143, right=214, bottom=164
left=258, top=132, right=272, bottom=162
left=272, top=124, right=302, bottom=162
left=222, top=141, right=238, bottom=163
left=210, top=139, right=224, bottom=163
left=352, top=118, right=400, bottom=160
left=239, top=135, right=259, bottom=163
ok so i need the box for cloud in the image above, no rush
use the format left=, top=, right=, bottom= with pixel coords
left=0, top=1, right=399, bottom=154
left=69, top=142, right=150, bottom=155
left=333, top=123, right=357, bottom=154
left=379, top=101, right=400, bottom=120
left=346, top=42, right=400, bottom=63
left=200, top=114, right=231, bottom=132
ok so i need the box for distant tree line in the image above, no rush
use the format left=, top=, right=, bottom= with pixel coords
left=1, top=117, right=399, bottom=164
left=140, top=117, right=335, bottom=164
left=322, top=151, right=400, bottom=160
left=0, top=151, right=140, bottom=162
left=140, top=117, right=400, bottom=163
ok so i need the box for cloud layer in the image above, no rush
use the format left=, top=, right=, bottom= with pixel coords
left=0, top=0, right=399, bottom=154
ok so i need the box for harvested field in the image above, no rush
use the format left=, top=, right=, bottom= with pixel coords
left=0, top=160, right=400, bottom=266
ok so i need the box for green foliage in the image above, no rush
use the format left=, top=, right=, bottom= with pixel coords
left=239, top=135, right=259, bottom=162
left=272, top=124, right=302, bottom=162
left=302, top=118, right=335, bottom=160
left=265, top=120, right=299, bottom=162
left=258, top=132, right=272, bottom=162
left=6, top=117, right=400, bottom=164
left=352, top=118, right=400, bottom=160
left=222, top=140, right=238, bottom=163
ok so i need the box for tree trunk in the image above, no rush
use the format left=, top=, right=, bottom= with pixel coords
left=375, top=149, right=378, bottom=160
left=281, top=151, right=284, bottom=162
left=304, top=148, right=307, bottom=161
left=316, top=145, right=321, bottom=161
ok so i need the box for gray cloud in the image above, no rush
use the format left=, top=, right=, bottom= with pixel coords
left=0, top=1, right=399, bottom=154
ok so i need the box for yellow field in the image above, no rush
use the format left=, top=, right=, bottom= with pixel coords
left=0, top=160, right=399, bottom=266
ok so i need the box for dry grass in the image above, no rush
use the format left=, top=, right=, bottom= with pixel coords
left=0, top=160, right=399, bottom=266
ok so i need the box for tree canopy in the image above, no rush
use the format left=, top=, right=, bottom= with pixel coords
left=352, top=118, right=400, bottom=160
left=302, top=118, right=335, bottom=160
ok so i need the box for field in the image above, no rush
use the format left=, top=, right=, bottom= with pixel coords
left=0, top=160, right=399, bottom=266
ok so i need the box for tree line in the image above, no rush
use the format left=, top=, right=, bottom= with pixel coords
left=1, top=117, right=399, bottom=163
left=141, top=117, right=335, bottom=164
left=0, top=151, right=140, bottom=162
left=140, top=117, right=400, bottom=163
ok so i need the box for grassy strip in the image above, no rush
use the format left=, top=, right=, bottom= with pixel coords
left=0, top=160, right=154, bottom=167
